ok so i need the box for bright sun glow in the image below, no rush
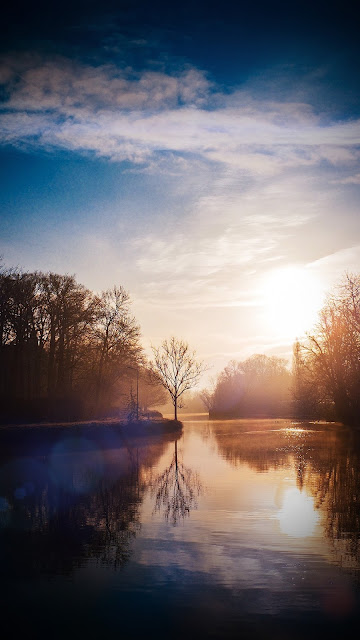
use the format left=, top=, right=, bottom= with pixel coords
left=278, top=487, right=320, bottom=538
left=262, top=266, right=325, bottom=339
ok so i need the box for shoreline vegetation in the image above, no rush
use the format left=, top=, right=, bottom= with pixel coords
left=1, top=265, right=360, bottom=428
left=0, top=418, right=183, bottom=454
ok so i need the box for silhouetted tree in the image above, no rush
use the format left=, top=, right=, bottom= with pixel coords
left=151, top=337, right=205, bottom=420
left=41, top=273, right=95, bottom=399
left=0, top=265, right=143, bottom=422
left=90, top=286, right=142, bottom=414
left=296, top=274, right=360, bottom=424
left=292, top=340, right=321, bottom=419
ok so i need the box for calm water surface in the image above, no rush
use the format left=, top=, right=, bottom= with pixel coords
left=1, top=417, right=360, bottom=639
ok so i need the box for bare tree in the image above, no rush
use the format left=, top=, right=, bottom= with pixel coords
left=91, top=286, right=142, bottom=414
left=292, top=340, right=320, bottom=419
left=293, top=273, right=360, bottom=425
left=151, top=337, right=205, bottom=420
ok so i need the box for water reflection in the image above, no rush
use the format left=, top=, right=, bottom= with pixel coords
left=1, top=419, right=360, bottom=639
left=151, top=440, right=202, bottom=525
left=0, top=431, right=179, bottom=576
left=277, top=487, right=320, bottom=537
left=212, top=419, right=360, bottom=572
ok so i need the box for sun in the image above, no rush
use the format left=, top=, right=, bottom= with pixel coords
left=262, top=266, right=324, bottom=339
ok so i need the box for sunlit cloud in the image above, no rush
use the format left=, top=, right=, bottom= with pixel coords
left=1, top=52, right=359, bottom=373
left=1, top=54, right=360, bottom=174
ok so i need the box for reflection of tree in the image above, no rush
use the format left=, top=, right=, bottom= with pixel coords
left=310, top=432, right=360, bottom=572
left=212, top=420, right=294, bottom=473
left=212, top=419, right=360, bottom=572
left=0, top=433, right=176, bottom=576
left=0, top=463, right=141, bottom=576
left=85, top=471, right=142, bottom=569
left=152, top=441, right=202, bottom=525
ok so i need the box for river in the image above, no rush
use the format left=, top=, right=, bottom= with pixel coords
left=1, top=416, right=359, bottom=638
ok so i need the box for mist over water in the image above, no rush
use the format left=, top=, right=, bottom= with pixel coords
left=1, top=417, right=359, bottom=638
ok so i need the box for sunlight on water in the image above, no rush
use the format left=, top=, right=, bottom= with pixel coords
left=1, top=417, right=359, bottom=638
left=277, top=487, right=320, bottom=538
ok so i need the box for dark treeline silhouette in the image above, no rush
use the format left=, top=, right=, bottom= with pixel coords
left=293, top=274, right=360, bottom=425
left=203, top=354, right=291, bottom=419
left=0, top=266, right=165, bottom=422
left=3, top=263, right=360, bottom=426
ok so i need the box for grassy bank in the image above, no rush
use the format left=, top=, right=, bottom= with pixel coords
left=0, top=418, right=183, bottom=455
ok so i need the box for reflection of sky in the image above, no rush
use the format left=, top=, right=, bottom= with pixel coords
left=135, top=421, right=354, bottom=614
left=2, top=418, right=359, bottom=636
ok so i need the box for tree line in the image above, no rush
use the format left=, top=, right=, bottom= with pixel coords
left=200, top=274, right=360, bottom=425
left=0, top=266, right=165, bottom=422
left=201, top=354, right=291, bottom=419
left=2, top=263, right=359, bottom=426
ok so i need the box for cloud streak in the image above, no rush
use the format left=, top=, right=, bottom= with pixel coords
left=1, top=54, right=360, bottom=175
left=1, top=53, right=359, bottom=371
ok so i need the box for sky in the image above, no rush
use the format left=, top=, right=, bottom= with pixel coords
left=1, top=0, right=360, bottom=379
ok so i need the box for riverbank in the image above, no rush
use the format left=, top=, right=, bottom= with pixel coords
left=0, top=418, right=183, bottom=454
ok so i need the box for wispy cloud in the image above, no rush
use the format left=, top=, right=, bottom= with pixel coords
left=1, top=54, right=360, bottom=172
left=1, top=54, right=210, bottom=110
left=1, top=53, right=359, bottom=371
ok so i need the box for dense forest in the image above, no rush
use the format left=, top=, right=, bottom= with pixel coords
left=0, top=266, right=165, bottom=422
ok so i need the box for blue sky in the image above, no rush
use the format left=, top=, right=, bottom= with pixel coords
left=1, top=0, right=360, bottom=376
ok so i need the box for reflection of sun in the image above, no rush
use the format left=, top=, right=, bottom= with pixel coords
left=278, top=487, right=320, bottom=538
left=262, top=266, right=324, bottom=339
